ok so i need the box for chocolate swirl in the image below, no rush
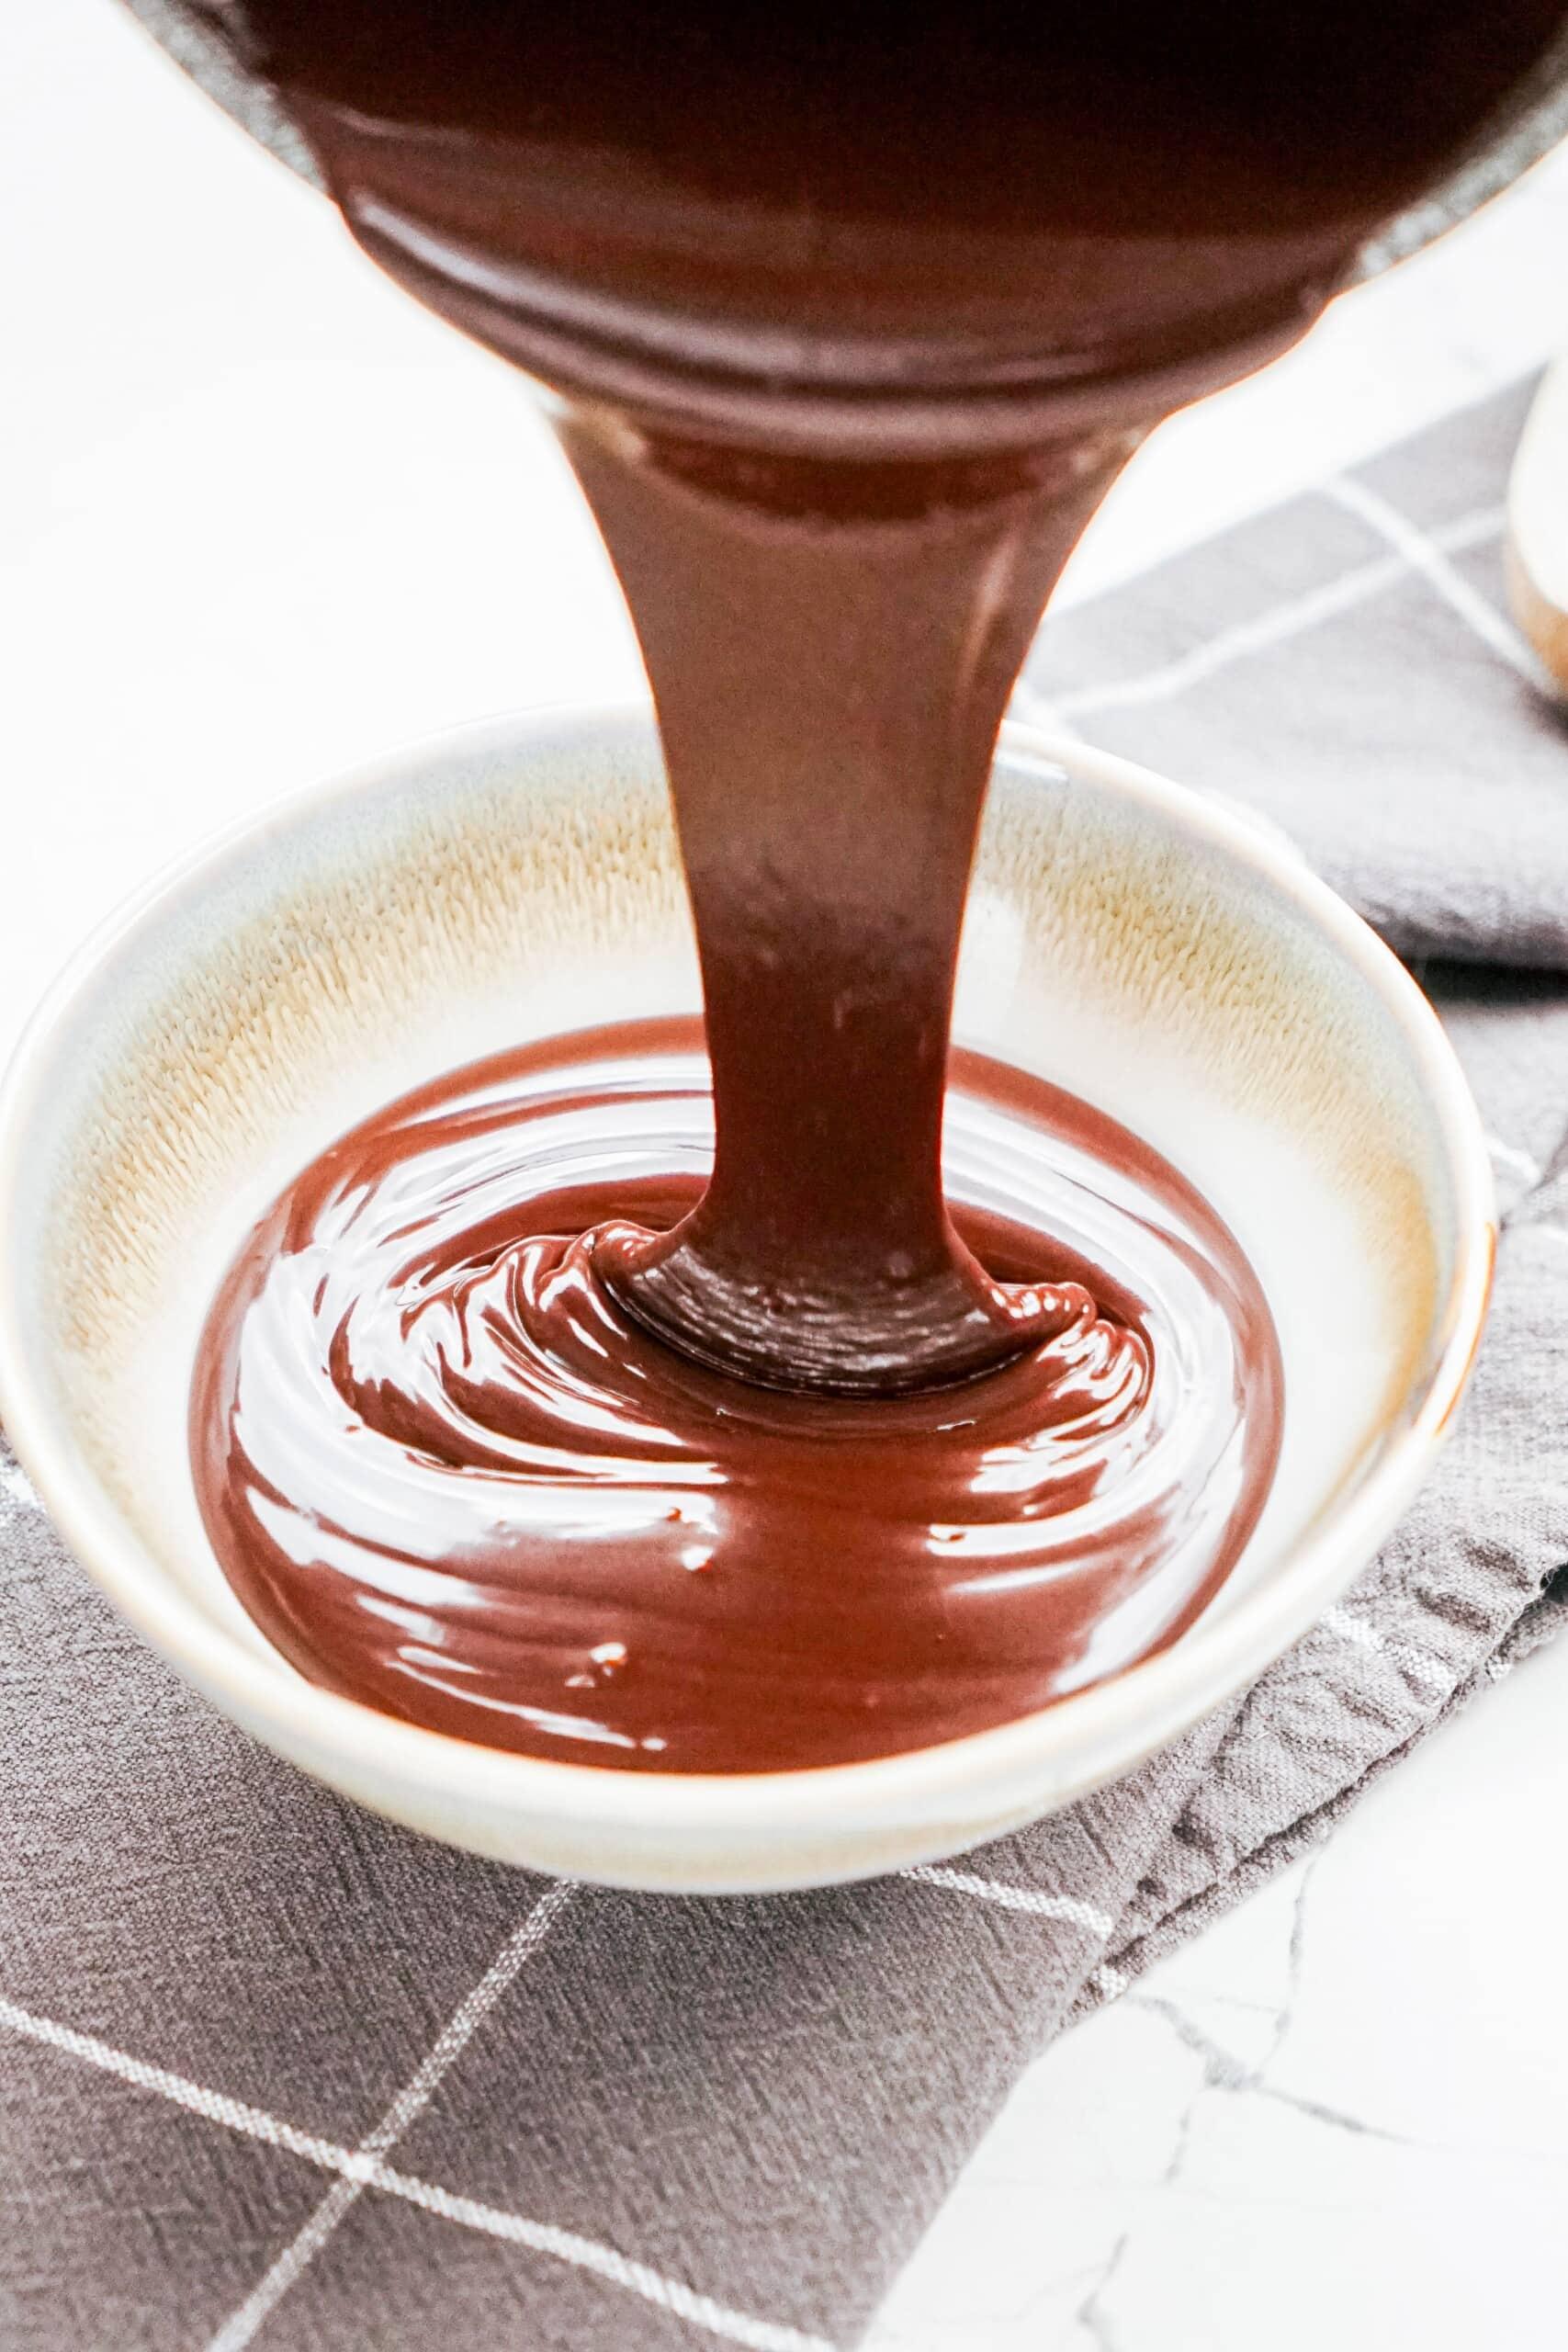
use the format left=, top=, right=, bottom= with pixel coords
left=192, top=1022, right=1281, bottom=1772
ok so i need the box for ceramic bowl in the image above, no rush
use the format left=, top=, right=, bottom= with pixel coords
left=0, top=707, right=1493, bottom=1891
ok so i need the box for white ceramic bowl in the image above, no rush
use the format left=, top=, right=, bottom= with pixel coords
left=0, top=707, right=1493, bottom=1892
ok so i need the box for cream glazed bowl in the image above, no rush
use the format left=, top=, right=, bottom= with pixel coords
left=0, top=706, right=1492, bottom=1893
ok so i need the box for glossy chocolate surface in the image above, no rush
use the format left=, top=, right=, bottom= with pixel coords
left=193, top=1023, right=1283, bottom=1770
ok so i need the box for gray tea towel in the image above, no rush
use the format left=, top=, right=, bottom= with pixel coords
left=4, top=378, right=1568, bottom=2352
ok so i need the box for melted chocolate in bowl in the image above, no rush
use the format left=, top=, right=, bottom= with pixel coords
left=191, top=1022, right=1281, bottom=1772
left=180, top=1, right=1562, bottom=1768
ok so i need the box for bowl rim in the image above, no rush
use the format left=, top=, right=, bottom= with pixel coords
left=0, top=703, right=1495, bottom=1854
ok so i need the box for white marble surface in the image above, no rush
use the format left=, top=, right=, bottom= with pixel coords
left=7, top=8, right=1568, bottom=2347
left=870, top=1632, right=1568, bottom=2352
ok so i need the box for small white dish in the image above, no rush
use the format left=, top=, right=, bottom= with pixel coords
left=0, top=707, right=1493, bottom=1892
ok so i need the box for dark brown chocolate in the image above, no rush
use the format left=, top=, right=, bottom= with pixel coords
left=192, top=1023, right=1282, bottom=1770
left=182, top=0, right=1560, bottom=1764
left=177, top=0, right=1563, bottom=1387
left=183, top=1, right=1568, bottom=455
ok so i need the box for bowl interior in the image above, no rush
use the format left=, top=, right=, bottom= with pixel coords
left=0, top=707, right=1484, bottom=1883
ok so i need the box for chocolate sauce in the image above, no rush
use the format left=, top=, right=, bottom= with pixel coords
left=181, top=1, right=1568, bottom=455
left=182, top=1, right=1562, bottom=1762
left=192, top=1023, right=1281, bottom=1770
left=179, top=0, right=1566, bottom=1389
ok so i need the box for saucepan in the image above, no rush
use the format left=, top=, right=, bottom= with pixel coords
left=121, top=0, right=1568, bottom=288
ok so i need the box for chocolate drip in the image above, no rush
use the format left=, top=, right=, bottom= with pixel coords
left=180, top=0, right=1562, bottom=1759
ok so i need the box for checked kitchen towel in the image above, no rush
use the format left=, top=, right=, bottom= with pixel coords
left=4, top=377, right=1568, bottom=2352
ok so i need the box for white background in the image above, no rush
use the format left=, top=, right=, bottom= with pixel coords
left=6, top=6, right=1568, bottom=2346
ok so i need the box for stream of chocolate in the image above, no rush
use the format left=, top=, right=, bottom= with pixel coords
left=185, top=1, right=1562, bottom=1763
